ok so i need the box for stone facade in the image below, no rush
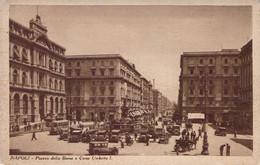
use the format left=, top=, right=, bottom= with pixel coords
left=65, top=54, right=142, bottom=121
left=236, top=40, right=253, bottom=130
left=179, top=49, right=241, bottom=125
left=9, top=15, right=66, bottom=126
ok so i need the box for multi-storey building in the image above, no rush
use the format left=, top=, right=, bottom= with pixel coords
left=178, top=49, right=241, bottom=125
left=65, top=54, right=141, bottom=121
left=9, top=15, right=66, bottom=126
left=237, top=40, right=252, bottom=130
left=141, top=77, right=149, bottom=111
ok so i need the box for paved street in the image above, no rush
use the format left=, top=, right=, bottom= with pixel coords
left=10, top=123, right=252, bottom=156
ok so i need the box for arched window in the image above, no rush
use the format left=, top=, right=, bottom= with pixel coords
left=54, top=61, right=58, bottom=71
left=49, top=78, right=52, bottom=89
left=14, top=94, right=20, bottom=114
left=54, top=80, right=58, bottom=90
left=50, top=97, right=53, bottom=114
left=13, top=45, right=20, bottom=60
left=55, top=97, right=59, bottom=114
left=22, top=48, right=28, bottom=62
left=23, top=95, right=28, bottom=114
left=22, top=72, right=27, bottom=85
left=49, top=59, right=53, bottom=70
left=60, top=98, right=63, bottom=114
left=59, top=63, right=63, bottom=73
left=13, top=70, right=18, bottom=84
left=60, top=80, right=63, bottom=91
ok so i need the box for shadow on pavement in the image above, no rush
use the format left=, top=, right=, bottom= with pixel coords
left=10, top=149, right=73, bottom=155
left=230, top=138, right=253, bottom=150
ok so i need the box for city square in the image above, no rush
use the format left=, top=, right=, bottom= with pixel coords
left=7, top=5, right=253, bottom=158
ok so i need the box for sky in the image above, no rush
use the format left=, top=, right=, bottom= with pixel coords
left=9, top=5, right=252, bottom=102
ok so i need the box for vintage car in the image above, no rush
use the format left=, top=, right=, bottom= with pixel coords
left=214, top=127, right=227, bottom=136
left=82, top=129, right=97, bottom=143
left=167, top=125, right=181, bottom=136
left=69, top=130, right=82, bottom=142
left=59, top=128, right=69, bottom=140
left=108, top=130, right=121, bottom=143
left=158, top=134, right=169, bottom=144
left=137, top=130, right=149, bottom=143
left=88, top=141, right=119, bottom=155
left=152, top=127, right=165, bottom=139
left=94, top=130, right=108, bottom=141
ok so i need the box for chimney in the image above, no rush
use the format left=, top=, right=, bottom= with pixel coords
left=153, top=79, right=155, bottom=89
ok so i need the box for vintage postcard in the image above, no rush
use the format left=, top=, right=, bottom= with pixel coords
left=1, top=0, right=260, bottom=165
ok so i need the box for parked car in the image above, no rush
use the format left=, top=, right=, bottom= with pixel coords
left=214, top=127, right=227, bottom=136
left=69, top=130, right=82, bottom=142
left=94, top=130, right=108, bottom=141
left=158, top=134, right=169, bottom=144
left=152, top=127, right=165, bottom=139
left=82, top=129, right=97, bottom=143
left=108, top=130, right=121, bottom=143
left=137, top=130, right=149, bottom=143
left=167, top=125, right=180, bottom=136
left=88, top=141, right=119, bottom=155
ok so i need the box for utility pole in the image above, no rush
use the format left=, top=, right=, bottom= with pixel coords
left=201, top=66, right=209, bottom=155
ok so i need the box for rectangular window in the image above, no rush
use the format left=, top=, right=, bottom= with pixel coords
left=100, top=69, right=105, bottom=76
left=109, top=69, right=114, bottom=76
left=67, top=70, right=72, bottom=77
left=190, top=89, right=194, bottom=95
left=209, top=89, right=213, bottom=95
left=76, top=69, right=80, bottom=76
left=110, top=98, right=114, bottom=104
left=101, top=88, right=105, bottom=95
left=224, top=68, right=228, bottom=74
left=234, top=68, right=238, bottom=74
left=92, top=98, right=96, bottom=104
left=224, top=89, right=228, bottom=95
left=209, top=59, right=213, bottom=64
left=190, top=69, right=194, bottom=75
left=101, top=98, right=105, bottom=104
left=110, top=88, right=114, bottom=95
left=91, top=70, right=96, bottom=76
left=209, top=68, right=213, bottom=74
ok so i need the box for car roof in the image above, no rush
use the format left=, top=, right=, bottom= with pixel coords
left=112, top=130, right=121, bottom=133
left=90, top=141, right=108, bottom=144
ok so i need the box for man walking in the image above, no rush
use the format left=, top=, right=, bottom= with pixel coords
left=31, top=131, right=37, bottom=141
left=134, top=132, right=138, bottom=141
left=220, top=144, right=225, bottom=156
left=226, top=143, right=231, bottom=156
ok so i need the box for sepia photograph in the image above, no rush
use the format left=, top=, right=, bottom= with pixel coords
left=2, top=3, right=258, bottom=162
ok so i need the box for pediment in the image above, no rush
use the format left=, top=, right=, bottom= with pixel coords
left=35, top=34, right=52, bottom=49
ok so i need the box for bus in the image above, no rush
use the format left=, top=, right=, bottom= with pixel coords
left=49, top=120, right=69, bottom=135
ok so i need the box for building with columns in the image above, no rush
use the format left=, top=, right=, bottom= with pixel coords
left=178, top=49, right=241, bottom=125
left=9, top=15, right=66, bottom=126
left=65, top=54, right=142, bottom=121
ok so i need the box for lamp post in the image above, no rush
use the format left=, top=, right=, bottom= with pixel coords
left=201, top=68, right=209, bottom=155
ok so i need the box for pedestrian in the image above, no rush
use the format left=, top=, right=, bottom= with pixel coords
left=120, top=139, right=124, bottom=148
left=24, top=125, right=27, bottom=132
left=194, top=137, right=198, bottom=149
left=175, top=143, right=180, bottom=156
left=234, top=130, right=237, bottom=138
left=186, top=131, right=190, bottom=140
left=226, top=143, right=230, bottom=156
left=31, top=131, right=37, bottom=141
left=134, top=132, right=137, bottom=141
left=146, top=134, right=150, bottom=146
left=220, top=144, right=225, bottom=156
left=193, top=131, right=196, bottom=140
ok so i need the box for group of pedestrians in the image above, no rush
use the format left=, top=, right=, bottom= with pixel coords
left=220, top=143, right=231, bottom=156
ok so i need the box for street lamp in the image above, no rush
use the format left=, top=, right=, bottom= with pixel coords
left=201, top=68, right=209, bottom=155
